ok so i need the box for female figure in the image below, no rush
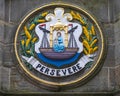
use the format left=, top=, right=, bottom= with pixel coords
left=53, top=32, right=65, bottom=52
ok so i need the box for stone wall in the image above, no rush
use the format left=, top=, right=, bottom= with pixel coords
left=0, top=0, right=119, bottom=96
left=114, top=0, right=120, bottom=96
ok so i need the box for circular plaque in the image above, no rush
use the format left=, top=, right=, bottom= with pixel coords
left=14, top=3, right=105, bottom=90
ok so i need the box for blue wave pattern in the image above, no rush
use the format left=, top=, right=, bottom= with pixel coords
left=37, top=53, right=80, bottom=67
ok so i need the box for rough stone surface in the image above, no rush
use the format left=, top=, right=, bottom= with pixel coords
left=1, top=67, right=11, bottom=91
left=4, top=25, right=17, bottom=44
left=104, top=45, right=115, bottom=67
left=2, top=44, right=15, bottom=67
left=64, top=0, right=109, bottom=23
left=0, top=24, right=4, bottom=43
left=10, top=0, right=56, bottom=23
left=114, top=19, right=120, bottom=33
left=0, top=44, right=3, bottom=66
left=65, top=68, right=109, bottom=92
left=115, top=65, right=120, bottom=89
left=112, top=0, right=120, bottom=20
left=10, top=67, right=47, bottom=92
left=103, top=23, right=114, bottom=45
left=0, top=0, right=5, bottom=20
left=114, top=19, right=120, bottom=66
left=0, top=1, right=5, bottom=93
left=0, top=0, right=119, bottom=95
left=115, top=93, right=120, bottom=96
left=109, top=68, right=116, bottom=91
left=115, top=43, right=120, bottom=65
left=114, top=1, right=120, bottom=95
left=10, top=0, right=109, bottom=23
left=0, top=67, right=1, bottom=89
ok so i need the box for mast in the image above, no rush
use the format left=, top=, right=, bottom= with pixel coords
left=39, top=24, right=50, bottom=48
left=68, top=24, right=78, bottom=48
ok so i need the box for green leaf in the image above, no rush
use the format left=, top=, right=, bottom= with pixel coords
left=85, top=61, right=93, bottom=69
left=28, top=64, right=33, bottom=70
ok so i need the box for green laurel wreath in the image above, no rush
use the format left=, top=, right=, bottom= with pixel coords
left=70, top=11, right=98, bottom=68
left=20, top=12, right=48, bottom=69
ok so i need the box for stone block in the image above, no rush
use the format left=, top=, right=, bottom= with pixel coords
left=104, top=45, right=115, bottom=67
left=115, top=94, right=120, bottom=96
left=112, top=0, right=120, bottom=20
left=0, top=67, right=2, bottom=89
left=115, top=65, right=120, bottom=88
left=114, top=31, right=120, bottom=46
left=0, top=44, right=3, bottom=66
left=115, top=44, right=120, bottom=65
left=108, top=0, right=114, bottom=22
left=65, top=68, right=109, bottom=92
left=1, top=67, right=11, bottom=91
left=5, top=0, right=10, bottom=22
left=114, top=20, right=120, bottom=43
left=10, top=0, right=55, bottom=23
left=4, top=25, right=17, bottom=44
left=68, top=0, right=114, bottom=23
left=86, top=0, right=109, bottom=23
left=103, top=23, right=114, bottom=45
left=64, top=0, right=109, bottom=22
left=0, top=24, right=4, bottom=43
left=0, top=0, right=5, bottom=20
left=10, top=0, right=110, bottom=23
left=109, top=68, right=116, bottom=90
left=0, top=24, right=17, bottom=44
left=2, top=45, right=15, bottom=67
left=10, top=67, right=47, bottom=92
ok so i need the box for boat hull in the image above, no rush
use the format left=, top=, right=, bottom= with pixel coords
left=39, top=48, right=78, bottom=60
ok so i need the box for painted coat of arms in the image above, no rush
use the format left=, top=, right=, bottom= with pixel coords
left=15, top=4, right=104, bottom=88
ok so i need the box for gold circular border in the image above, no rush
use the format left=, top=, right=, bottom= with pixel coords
left=14, top=3, right=105, bottom=86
